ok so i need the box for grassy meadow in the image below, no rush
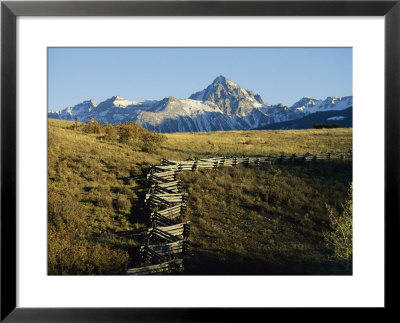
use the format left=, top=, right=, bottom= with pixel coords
left=161, top=128, right=352, bottom=159
left=48, top=119, right=352, bottom=275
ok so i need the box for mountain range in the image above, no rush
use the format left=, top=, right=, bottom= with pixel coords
left=48, top=75, right=352, bottom=133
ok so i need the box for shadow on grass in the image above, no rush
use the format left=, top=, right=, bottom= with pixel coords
left=179, top=249, right=352, bottom=275
left=111, top=167, right=152, bottom=267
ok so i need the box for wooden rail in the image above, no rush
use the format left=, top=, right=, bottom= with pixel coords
left=155, top=204, right=185, bottom=219
left=125, top=150, right=351, bottom=275
left=147, top=240, right=189, bottom=256
left=126, top=259, right=183, bottom=275
left=148, top=222, right=190, bottom=238
left=150, top=212, right=180, bottom=226
left=161, top=152, right=351, bottom=168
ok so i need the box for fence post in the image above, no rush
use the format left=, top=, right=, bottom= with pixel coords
left=213, top=160, right=218, bottom=170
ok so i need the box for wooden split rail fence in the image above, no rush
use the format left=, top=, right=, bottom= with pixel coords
left=160, top=152, right=351, bottom=169
left=125, top=150, right=351, bottom=275
left=125, top=160, right=191, bottom=275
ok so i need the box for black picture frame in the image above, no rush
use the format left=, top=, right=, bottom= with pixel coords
left=1, top=0, right=399, bottom=321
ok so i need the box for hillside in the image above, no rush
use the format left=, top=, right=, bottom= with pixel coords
left=180, top=163, right=352, bottom=275
left=258, top=107, right=352, bottom=130
left=48, top=119, right=352, bottom=275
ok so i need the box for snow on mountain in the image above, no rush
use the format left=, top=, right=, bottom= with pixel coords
left=48, top=75, right=352, bottom=133
left=49, top=99, right=97, bottom=120
left=290, top=96, right=318, bottom=111
left=290, top=96, right=353, bottom=114
left=327, top=116, right=346, bottom=121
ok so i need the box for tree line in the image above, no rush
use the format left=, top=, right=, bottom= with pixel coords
left=313, top=123, right=340, bottom=129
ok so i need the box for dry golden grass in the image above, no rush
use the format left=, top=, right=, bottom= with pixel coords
left=50, top=119, right=352, bottom=160
left=161, top=128, right=352, bottom=159
left=48, top=119, right=352, bottom=275
left=180, top=163, right=352, bottom=275
left=48, top=120, right=161, bottom=274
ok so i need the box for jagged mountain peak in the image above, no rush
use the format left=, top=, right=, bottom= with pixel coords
left=213, top=74, right=228, bottom=83
left=166, top=96, right=179, bottom=103
left=97, top=95, right=137, bottom=108
left=212, top=74, right=239, bottom=87
left=291, top=97, right=318, bottom=109
left=157, top=96, right=180, bottom=109
left=189, top=75, right=264, bottom=116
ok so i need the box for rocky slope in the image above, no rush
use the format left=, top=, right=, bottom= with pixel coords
left=48, top=75, right=352, bottom=132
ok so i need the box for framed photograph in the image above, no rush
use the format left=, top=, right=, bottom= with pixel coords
left=1, top=0, right=399, bottom=321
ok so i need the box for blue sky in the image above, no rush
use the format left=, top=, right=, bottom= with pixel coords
left=48, top=47, right=352, bottom=111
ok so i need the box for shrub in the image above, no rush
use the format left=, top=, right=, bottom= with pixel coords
left=117, top=122, right=166, bottom=152
left=118, top=124, right=133, bottom=144
left=84, top=118, right=103, bottom=134
left=74, top=119, right=167, bottom=152
left=323, top=183, right=352, bottom=262
left=103, top=123, right=119, bottom=141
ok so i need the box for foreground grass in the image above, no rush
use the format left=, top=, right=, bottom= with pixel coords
left=48, top=119, right=352, bottom=275
left=48, top=120, right=160, bottom=274
left=180, top=162, right=352, bottom=275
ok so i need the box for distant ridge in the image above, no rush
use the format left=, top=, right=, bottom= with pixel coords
left=48, top=75, right=353, bottom=133
left=257, top=107, right=352, bottom=130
